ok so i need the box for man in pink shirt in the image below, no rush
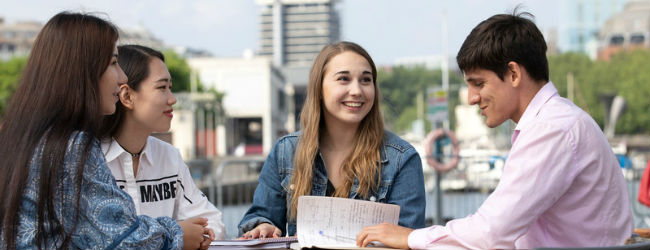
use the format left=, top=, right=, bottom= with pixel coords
left=356, top=10, right=633, bottom=249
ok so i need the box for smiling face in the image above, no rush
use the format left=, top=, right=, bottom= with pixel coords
left=99, top=45, right=128, bottom=115
left=128, top=57, right=176, bottom=133
left=464, top=68, right=519, bottom=128
left=321, top=51, right=375, bottom=130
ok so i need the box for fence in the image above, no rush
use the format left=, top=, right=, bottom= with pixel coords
left=190, top=156, right=650, bottom=239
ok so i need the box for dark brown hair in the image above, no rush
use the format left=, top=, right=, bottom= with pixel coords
left=0, top=12, right=118, bottom=249
left=100, top=45, right=165, bottom=138
left=456, top=8, right=549, bottom=82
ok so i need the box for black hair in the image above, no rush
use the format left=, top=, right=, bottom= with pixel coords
left=457, top=8, right=549, bottom=82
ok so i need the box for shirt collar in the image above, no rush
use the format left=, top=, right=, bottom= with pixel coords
left=102, top=137, right=123, bottom=163
left=140, top=137, right=153, bottom=166
left=512, top=82, right=558, bottom=141
left=102, top=137, right=153, bottom=166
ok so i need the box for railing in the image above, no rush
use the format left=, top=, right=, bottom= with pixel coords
left=212, top=157, right=265, bottom=210
left=190, top=155, right=650, bottom=238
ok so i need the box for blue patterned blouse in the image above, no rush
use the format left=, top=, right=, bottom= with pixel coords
left=10, top=131, right=183, bottom=249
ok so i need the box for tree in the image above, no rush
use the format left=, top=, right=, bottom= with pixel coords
left=548, top=50, right=650, bottom=134
left=0, top=57, right=28, bottom=117
left=607, top=50, right=650, bottom=134
left=378, top=66, right=464, bottom=134
left=163, top=50, right=202, bottom=92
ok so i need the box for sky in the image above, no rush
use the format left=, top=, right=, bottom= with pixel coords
left=0, top=0, right=608, bottom=65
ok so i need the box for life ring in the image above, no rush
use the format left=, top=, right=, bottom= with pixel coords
left=424, top=128, right=459, bottom=173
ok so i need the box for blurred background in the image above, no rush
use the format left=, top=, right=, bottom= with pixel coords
left=1, top=0, right=649, bottom=239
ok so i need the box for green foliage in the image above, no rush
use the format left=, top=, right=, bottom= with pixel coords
left=163, top=50, right=203, bottom=92
left=548, top=50, right=650, bottom=134
left=607, top=51, right=650, bottom=134
left=394, top=105, right=418, bottom=133
left=207, top=87, right=225, bottom=104
left=0, top=57, right=28, bottom=117
left=378, top=66, right=464, bottom=133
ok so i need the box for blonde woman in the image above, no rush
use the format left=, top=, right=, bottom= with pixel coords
left=238, top=41, right=425, bottom=238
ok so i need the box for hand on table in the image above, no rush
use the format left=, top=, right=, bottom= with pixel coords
left=356, top=222, right=413, bottom=249
left=240, top=223, right=282, bottom=239
left=178, top=217, right=208, bottom=250
left=199, top=228, right=215, bottom=250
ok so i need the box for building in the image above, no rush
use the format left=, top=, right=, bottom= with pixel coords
left=174, top=46, right=214, bottom=58
left=118, top=25, right=166, bottom=50
left=0, top=17, right=166, bottom=61
left=185, top=55, right=292, bottom=157
left=257, top=0, right=340, bottom=67
left=168, top=92, right=223, bottom=159
left=597, top=0, right=650, bottom=60
left=545, top=27, right=560, bottom=56
left=0, top=18, right=40, bottom=61
left=558, top=0, right=627, bottom=59
left=256, top=0, right=340, bottom=127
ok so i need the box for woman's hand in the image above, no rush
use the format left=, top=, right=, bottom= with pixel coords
left=178, top=217, right=208, bottom=250
left=241, top=223, right=282, bottom=239
left=356, top=222, right=413, bottom=249
left=199, top=227, right=215, bottom=250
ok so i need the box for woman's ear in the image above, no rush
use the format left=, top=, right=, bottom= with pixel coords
left=119, top=85, right=135, bottom=110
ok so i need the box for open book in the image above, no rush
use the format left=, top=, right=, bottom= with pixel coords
left=210, top=196, right=400, bottom=249
left=293, top=196, right=400, bottom=249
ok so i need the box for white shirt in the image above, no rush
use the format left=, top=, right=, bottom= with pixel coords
left=102, top=136, right=226, bottom=240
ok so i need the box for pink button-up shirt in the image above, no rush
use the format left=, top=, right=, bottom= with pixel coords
left=408, top=82, right=633, bottom=249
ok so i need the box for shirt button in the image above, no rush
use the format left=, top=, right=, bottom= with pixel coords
left=369, top=196, right=376, bottom=202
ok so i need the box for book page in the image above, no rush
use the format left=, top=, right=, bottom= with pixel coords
left=296, top=196, right=400, bottom=248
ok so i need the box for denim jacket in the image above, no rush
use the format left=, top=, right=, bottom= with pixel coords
left=238, top=130, right=426, bottom=236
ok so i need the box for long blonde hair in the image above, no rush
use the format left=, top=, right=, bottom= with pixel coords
left=289, top=41, right=384, bottom=219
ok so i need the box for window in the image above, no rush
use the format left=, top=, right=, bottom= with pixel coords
left=630, top=34, right=645, bottom=44
left=610, top=35, right=624, bottom=45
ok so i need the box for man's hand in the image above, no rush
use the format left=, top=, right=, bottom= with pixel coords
left=240, top=223, right=282, bottom=239
left=356, top=222, right=413, bottom=249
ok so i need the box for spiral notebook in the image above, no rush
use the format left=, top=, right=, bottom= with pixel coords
left=210, top=236, right=297, bottom=249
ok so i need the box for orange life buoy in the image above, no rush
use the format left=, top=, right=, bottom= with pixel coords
left=424, top=128, right=459, bottom=173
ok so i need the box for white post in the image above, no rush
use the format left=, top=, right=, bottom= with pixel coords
left=441, top=10, right=450, bottom=131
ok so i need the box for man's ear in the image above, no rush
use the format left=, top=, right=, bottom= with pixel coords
left=507, top=61, right=522, bottom=88
left=119, top=85, right=135, bottom=110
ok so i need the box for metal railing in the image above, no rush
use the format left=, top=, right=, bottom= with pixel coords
left=211, top=157, right=265, bottom=210
left=192, top=155, right=650, bottom=235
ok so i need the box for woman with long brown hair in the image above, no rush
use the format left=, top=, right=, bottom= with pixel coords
left=0, top=12, right=200, bottom=249
left=238, top=41, right=425, bottom=238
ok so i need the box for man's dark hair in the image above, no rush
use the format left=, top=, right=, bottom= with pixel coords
left=457, top=9, right=549, bottom=82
